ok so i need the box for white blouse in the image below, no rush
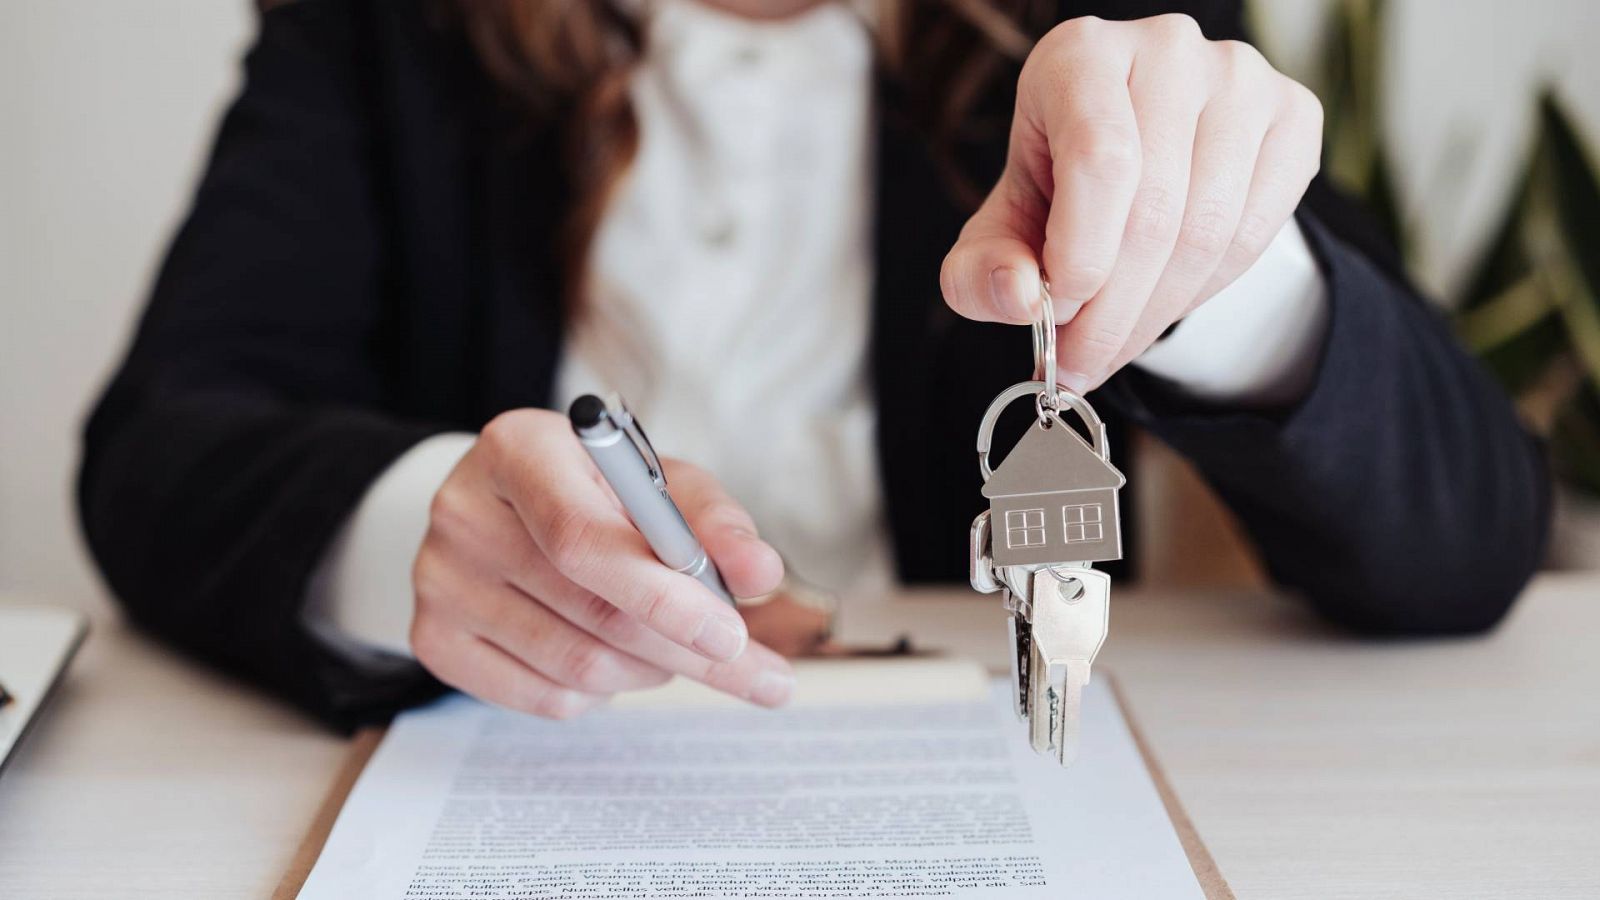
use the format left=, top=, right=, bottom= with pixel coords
left=554, top=0, right=890, bottom=593
left=306, top=0, right=1326, bottom=658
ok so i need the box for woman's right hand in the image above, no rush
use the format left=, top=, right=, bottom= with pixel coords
left=409, top=409, right=796, bottom=718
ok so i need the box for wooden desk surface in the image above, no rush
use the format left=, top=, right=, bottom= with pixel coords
left=1, top=575, right=1595, bottom=899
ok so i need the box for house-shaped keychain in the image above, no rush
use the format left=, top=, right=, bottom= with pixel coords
left=981, top=420, right=1126, bottom=569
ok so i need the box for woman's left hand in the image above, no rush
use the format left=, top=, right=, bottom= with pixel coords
left=940, top=14, right=1323, bottom=393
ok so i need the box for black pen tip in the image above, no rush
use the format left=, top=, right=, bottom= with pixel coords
left=568, top=394, right=608, bottom=429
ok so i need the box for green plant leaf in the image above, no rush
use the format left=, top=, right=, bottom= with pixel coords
left=1458, top=147, right=1539, bottom=312
left=1477, top=313, right=1570, bottom=396
left=1532, top=95, right=1600, bottom=399
left=1457, top=274, right=1556, bottom=354
left=1316, top=0, right=1403, bottom=243
left=1539, top=94, right=1600, bottom=315
left=1552, top=381, right=1600, bottom=496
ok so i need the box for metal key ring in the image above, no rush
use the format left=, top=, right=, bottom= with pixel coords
left=975, top=380, right=1110, bottom=481
left=1031, top=281, right=1057, bottom=397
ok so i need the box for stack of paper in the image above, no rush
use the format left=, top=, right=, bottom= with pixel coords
left=297, top=659, right=1209, bottom=899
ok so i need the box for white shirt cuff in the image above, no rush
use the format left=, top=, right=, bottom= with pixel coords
left=302, top=432, right=477, bottom=661
left=1132, top=218, right=1329, bottom=408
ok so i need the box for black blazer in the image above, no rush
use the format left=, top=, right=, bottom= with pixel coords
left=79, top=0, right=1550, bottom=730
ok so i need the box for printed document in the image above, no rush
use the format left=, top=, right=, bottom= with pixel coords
left=297, top=659, right=1205, bottom=898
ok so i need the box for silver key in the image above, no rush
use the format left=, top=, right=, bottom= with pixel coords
left=1000, top=564, right=1048, bottom=724
left=1027, top=567, right=1109, bottom=765
left=972, top=515, right=1113, bottom=763
left=971, top=511, right=1033, bottom=720
left=1005, top=593, right=1032, bottom=720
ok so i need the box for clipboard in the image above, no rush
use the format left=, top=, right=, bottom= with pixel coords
left=274, top=675, right=1233, bottom=899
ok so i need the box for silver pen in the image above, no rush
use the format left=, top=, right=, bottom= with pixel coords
left=568, top=393, right=735, bottom=606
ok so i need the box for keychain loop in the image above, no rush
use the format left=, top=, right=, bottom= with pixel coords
left=975, top=380, right=1111, bottom=481
left=1030, top=281, right=1059, bottom=419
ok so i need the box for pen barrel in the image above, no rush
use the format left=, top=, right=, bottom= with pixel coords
left=579, top=427, right=735, bottom=605
left=679, top=548, right=735, bottom=606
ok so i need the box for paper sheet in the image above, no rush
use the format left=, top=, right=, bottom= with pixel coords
left=297, top=665, right=1204, bottom=899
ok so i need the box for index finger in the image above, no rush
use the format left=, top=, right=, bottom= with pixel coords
left=480, top=412, right=752, bottom=663
left=1026, top=19, right=1142, bottom=304
left=662, top=459, right=785, bottom=601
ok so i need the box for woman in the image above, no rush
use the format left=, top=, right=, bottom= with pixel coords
left=79, top=0, right=1548, bottom=730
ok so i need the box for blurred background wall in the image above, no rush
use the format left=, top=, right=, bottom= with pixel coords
left=2, top=3, right=253, bottom=616
left=1, top=0, right=1596, bottom=616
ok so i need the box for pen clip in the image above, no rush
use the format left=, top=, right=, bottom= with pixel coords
left=607, top=393, right=667, bottom=488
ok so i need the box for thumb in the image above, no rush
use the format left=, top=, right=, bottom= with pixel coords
left=940, top=167, right=1048, bottom=325
left=662, top=459, right=785, bottom=600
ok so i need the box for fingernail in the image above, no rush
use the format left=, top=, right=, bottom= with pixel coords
left=749, top=669, right=795, bottom=707
left=1059, top=370, right=1094, bottom=395
left=551, top=689, right=600, bottom=720
left=1053, top=297, right=1086, bottom=324
left=692, top=615, right=747, bottom=662
left=990, top=267, right=1038, bottom=323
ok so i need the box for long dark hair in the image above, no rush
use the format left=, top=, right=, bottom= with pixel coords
left=449, top=0, right=1051, bottom=306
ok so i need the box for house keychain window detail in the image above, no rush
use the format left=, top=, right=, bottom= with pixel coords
left=1005, top=509, right=1048, bottom=549
left=1063, top=503, right=1103, bottom=544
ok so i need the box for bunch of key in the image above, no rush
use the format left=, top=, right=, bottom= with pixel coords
left=968, top=293, right=1125, bottom=766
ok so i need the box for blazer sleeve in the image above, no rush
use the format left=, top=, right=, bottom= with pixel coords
left=78, top=0, right=446, bottom=729
left=1103, top=200, right=1550, bottom=635
left=1075, top=0, right=1550, bottom=635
